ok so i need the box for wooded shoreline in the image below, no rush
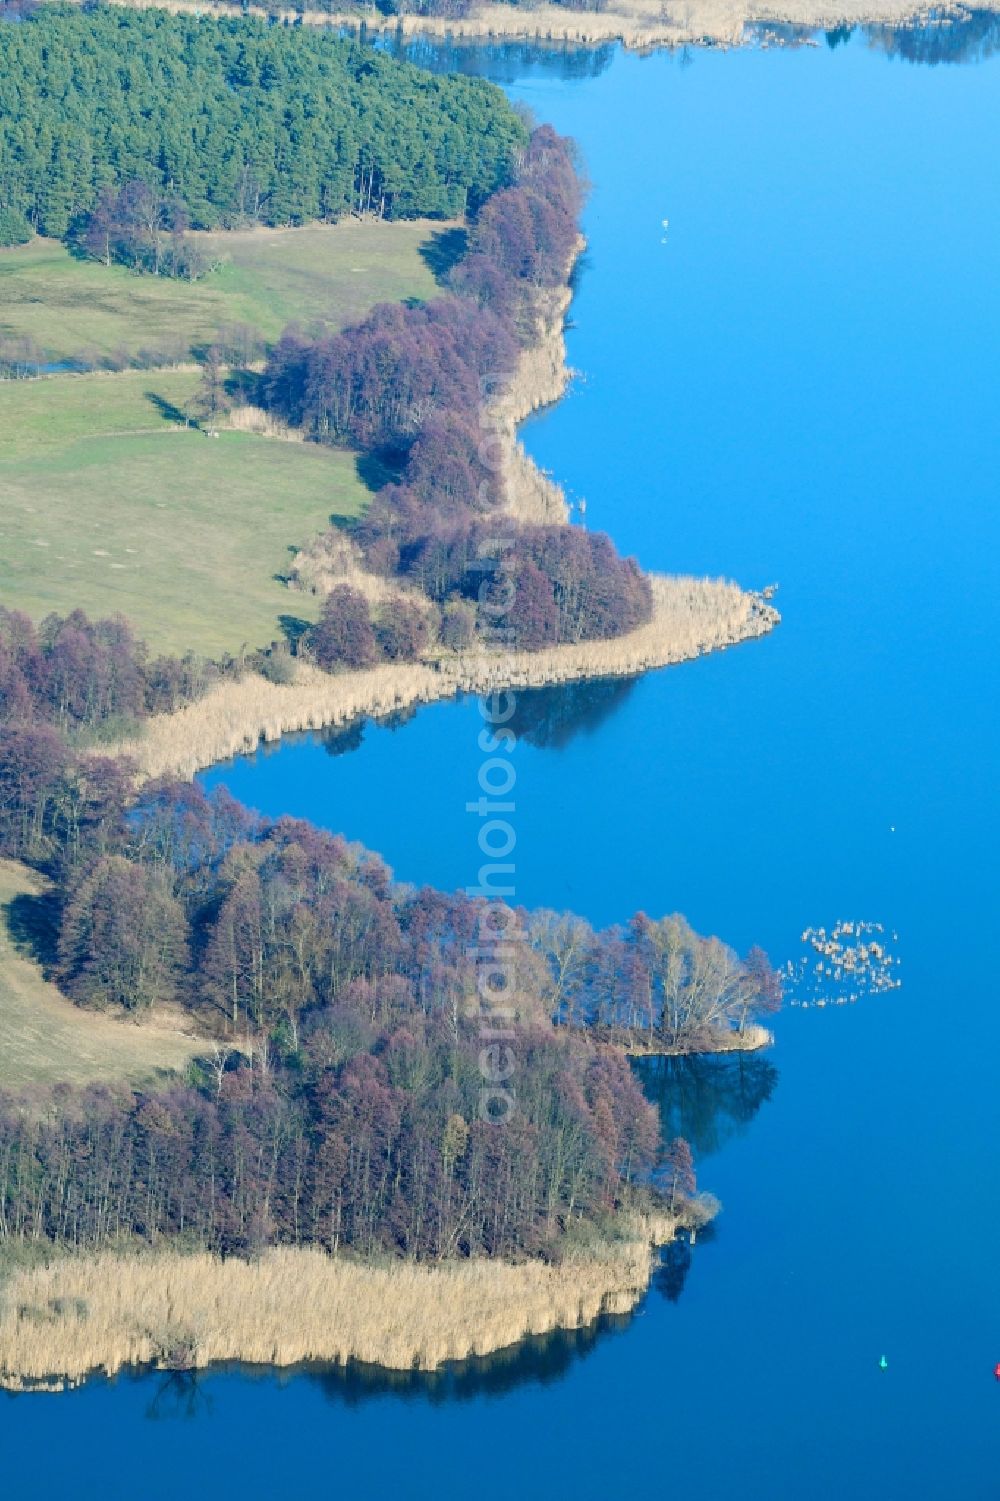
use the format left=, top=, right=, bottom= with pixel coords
left=0, top=258, right=774, bottom=1392
left=0, top=47, right=779, bottom=1395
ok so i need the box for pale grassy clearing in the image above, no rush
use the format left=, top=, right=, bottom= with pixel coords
left=0, top=222, right=447, bottom=366
left=0, top=371, right=368, bottom=657
left=0, top=1215, right=683, bottom=1389
left=0, top=860, right=200, bottom=1089
left=90, top=0, right=978, bottom=53
left=118, top=574, right=780, bottom=779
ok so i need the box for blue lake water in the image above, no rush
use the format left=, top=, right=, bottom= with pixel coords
left=6, top=31, right=1000, bottom=1498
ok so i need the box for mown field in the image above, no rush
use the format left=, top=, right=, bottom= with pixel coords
left=0, top=220, right=454, bottom=364
left=0, top=371, right=368, bottom=657
left=0, top=860, right=201, bottom=1089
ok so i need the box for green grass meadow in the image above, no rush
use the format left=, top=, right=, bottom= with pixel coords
left=0, top=219, right=451, bottom=364
left=0, top=371, right=367, bottom=658
left=0, top=217, right=457, bottom=657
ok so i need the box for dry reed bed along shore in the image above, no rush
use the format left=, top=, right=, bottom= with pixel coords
left=619, top=1022, right=774, bottom=1056
left=0, top=1220, right=678, bottom=1390
left=89, top=0, right=984, bottom=55
left=493, top=276, right=576, bottom=526
left=119, top=576, right=780, bottom=780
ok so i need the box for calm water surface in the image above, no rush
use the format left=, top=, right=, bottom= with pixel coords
left=7, top=34, right=1000, bottom=1498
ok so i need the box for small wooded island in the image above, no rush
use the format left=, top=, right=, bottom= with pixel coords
left=0, top=6, right=780, bottom=1390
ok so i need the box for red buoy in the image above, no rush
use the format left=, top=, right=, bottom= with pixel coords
left=993, top=1363, right=1000, bottom=1382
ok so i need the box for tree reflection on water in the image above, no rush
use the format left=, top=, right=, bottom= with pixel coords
left=762, top=11, right=1000, bottom=64
left=634, top=1051, right=779, bottom=1160
left=864, top=10, right=1000, bottom=65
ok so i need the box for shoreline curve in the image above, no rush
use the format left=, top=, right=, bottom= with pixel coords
left=119, top=576, right=780, bottom=780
